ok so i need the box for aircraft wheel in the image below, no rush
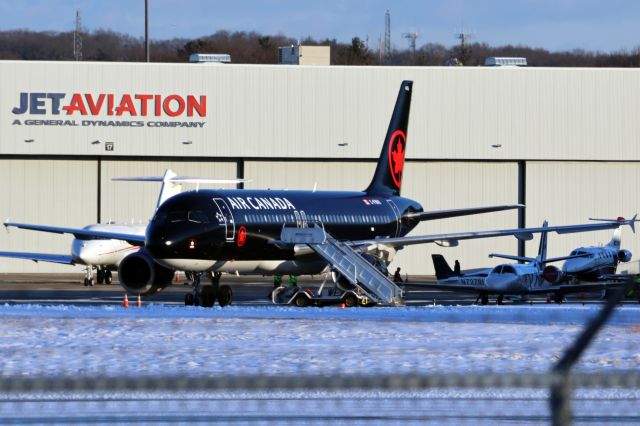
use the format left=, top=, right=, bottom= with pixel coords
left=217, top=285, right=233, bottom=307
left=496, top=295, right=504, bottom=305
left=553, top=293, right=564, bottom=304
left=96, top=270, right=105, bottom=284
left=294, top=294, right=310, bottom=307
left=104, top=270, right=113, bottom=285
left=201, top=286, right=216, bottom=308
left=343, top=294, right=358, bottom=308
left=193, top=294, right=201, bottom=307
left=480, top=294, right=489, bottom=305
left=83, top=278, right=89, bottom=287
left=184, top=293, right=194, bottom=306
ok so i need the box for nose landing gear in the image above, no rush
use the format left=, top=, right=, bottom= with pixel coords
left=184, top=271, right=233, bottom=307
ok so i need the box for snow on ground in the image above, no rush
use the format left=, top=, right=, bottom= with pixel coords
left=0, top=303, right=638, bottom=378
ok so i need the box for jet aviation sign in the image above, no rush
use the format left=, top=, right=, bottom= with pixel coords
left=10, top=92, right=207, bottom=128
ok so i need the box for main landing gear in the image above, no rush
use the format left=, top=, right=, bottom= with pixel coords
left=96, top=268, right=113, bottom=285
left=83, top=265, right=113, bottom=287
left=474, top=292, right=490, bottom=305
left=184, top=271, right=233, bottom=308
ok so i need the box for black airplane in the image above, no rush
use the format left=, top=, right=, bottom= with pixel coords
left=5, top=81, right=630, bottom=306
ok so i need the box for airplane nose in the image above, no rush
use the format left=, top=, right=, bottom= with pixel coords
left=486, top=275, right=518, bottom=292
left=563, top=259, right=588, bottom=274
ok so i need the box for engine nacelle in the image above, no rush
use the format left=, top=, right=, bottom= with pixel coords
left=117, top=251, right=174, bottom=296
left=543, top=265, right=565, bottom=284
left=617, top=249, right=632, bottom=263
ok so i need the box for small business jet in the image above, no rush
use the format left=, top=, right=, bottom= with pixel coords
left=2, top=81, right=631, bottom=307
left=431, top=219, right=635, bottom=304
left=1, top=170, right=245, bottom=286
left=561, top=227, right=632, bottom=281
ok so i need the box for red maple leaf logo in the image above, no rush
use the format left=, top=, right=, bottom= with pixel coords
left=237, top=226, right=247, bottom=247
left=387, top=130, right=406, bottom=188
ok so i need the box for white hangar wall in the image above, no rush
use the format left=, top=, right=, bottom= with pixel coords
left=0, top=159, right=96, bottom=273
left=524, top=161, right=640, bottom=269
left=1, top=61, right=639, bottom=161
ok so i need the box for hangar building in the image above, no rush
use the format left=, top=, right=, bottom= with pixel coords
left=1, top=60, right=639, bottom=276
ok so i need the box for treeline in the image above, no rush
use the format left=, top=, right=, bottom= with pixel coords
left=0, top=29, right=638, bottom=67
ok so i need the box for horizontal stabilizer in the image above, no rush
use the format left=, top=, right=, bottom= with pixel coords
left=488, top=253, right=535, bottom=263
left=589, top=214, right=638, bottom=233
left=403, top=204, right=523, bottom=222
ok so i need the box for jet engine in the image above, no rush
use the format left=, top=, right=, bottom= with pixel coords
left=617, top=249, right=632, bottom=262
left=542, top=265, right=564, bottom=284
left=117, top=250, right=174, bottom=295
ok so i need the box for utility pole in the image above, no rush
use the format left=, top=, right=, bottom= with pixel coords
left=73, top=10, right=83, bottom=61
left=454, top=30, right=473, bottom=65
left=384, top=10, right=391, bottom=63
left=145, top=0, right=150, bottom=62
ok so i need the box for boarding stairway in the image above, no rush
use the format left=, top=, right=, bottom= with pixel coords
left=279, top=224, right=404, bottom=306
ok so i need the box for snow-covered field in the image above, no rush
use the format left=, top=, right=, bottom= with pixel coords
left=0, top=303, right=638, bottom=424
left=0, top=303, right=638, bottom=377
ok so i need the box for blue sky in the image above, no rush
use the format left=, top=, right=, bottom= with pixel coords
left=1, top=0, right=638, bottom=52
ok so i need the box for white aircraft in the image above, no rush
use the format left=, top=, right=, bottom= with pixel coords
left=1, top=170, right=246, bottom=286
left=560, top=227, right=632, bottom=281
left=430, top=219, right=635, bottom=305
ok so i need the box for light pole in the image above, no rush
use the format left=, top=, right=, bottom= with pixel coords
left=145, top=0, right=150, bottom=62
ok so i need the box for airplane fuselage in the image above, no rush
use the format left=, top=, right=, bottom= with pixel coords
left=71, top=224, right=145, bottom=268
left=485, top=263, right=551, bottom=294
left=562, top=246, right=620, bottom=281
left=145, top=189, right=423, bottom=274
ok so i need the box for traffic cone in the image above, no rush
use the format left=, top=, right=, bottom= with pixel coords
left=136, top=294, right=142, bottom=308
left=339, top=303, right=346, bottom=308
left=122, top=293, right=129, bottom=308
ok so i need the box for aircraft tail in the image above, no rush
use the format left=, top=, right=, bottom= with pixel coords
left=607, top=228, right=622, bottom=248
left=536, top=220, right=549, bottom=262
left=431, top=254, right=456, bottom=280
left=364, top=80, right=413, bottom=196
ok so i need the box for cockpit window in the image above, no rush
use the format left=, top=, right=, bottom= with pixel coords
left=502, top=265, right=516, bottom=274
left=167, top=210, right=188, bottom=223
left=188, top=210, right=210, bottom=224
left=491, top=266, right=503, bottom=274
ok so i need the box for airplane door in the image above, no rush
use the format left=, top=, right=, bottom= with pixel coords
left=300, top=211, right=308, bottom=228
left=386, top=200, right=401, bottom=237
left=212, top=198, right=236, bottom=241
left=293, top=211, right=302, bottom=228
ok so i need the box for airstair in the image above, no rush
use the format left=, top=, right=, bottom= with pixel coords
left=279, top=224, right=404, bottom=306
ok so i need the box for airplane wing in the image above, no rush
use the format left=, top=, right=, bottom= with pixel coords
left=3, top=222, right=145, bottom=246
left=353, top=219, right=633, bottom=250
left=0, top=251, right=75, bottom=265
left=403, top=204, right=523, bottom=221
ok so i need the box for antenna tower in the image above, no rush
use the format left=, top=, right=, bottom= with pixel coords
left=384, top=10, right=391, bottom=62
left=73, top=10, right=83, bottom=61
left=402, top=32, right=420, bottom=56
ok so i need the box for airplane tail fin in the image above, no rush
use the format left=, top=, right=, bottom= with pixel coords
left=431, top=254, right=456, bottom=280
left=364, top=80, right=413, bottom=196
left=607, top=228, right=622, bottom=248
left=537, top=220, right=549, bottom=262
